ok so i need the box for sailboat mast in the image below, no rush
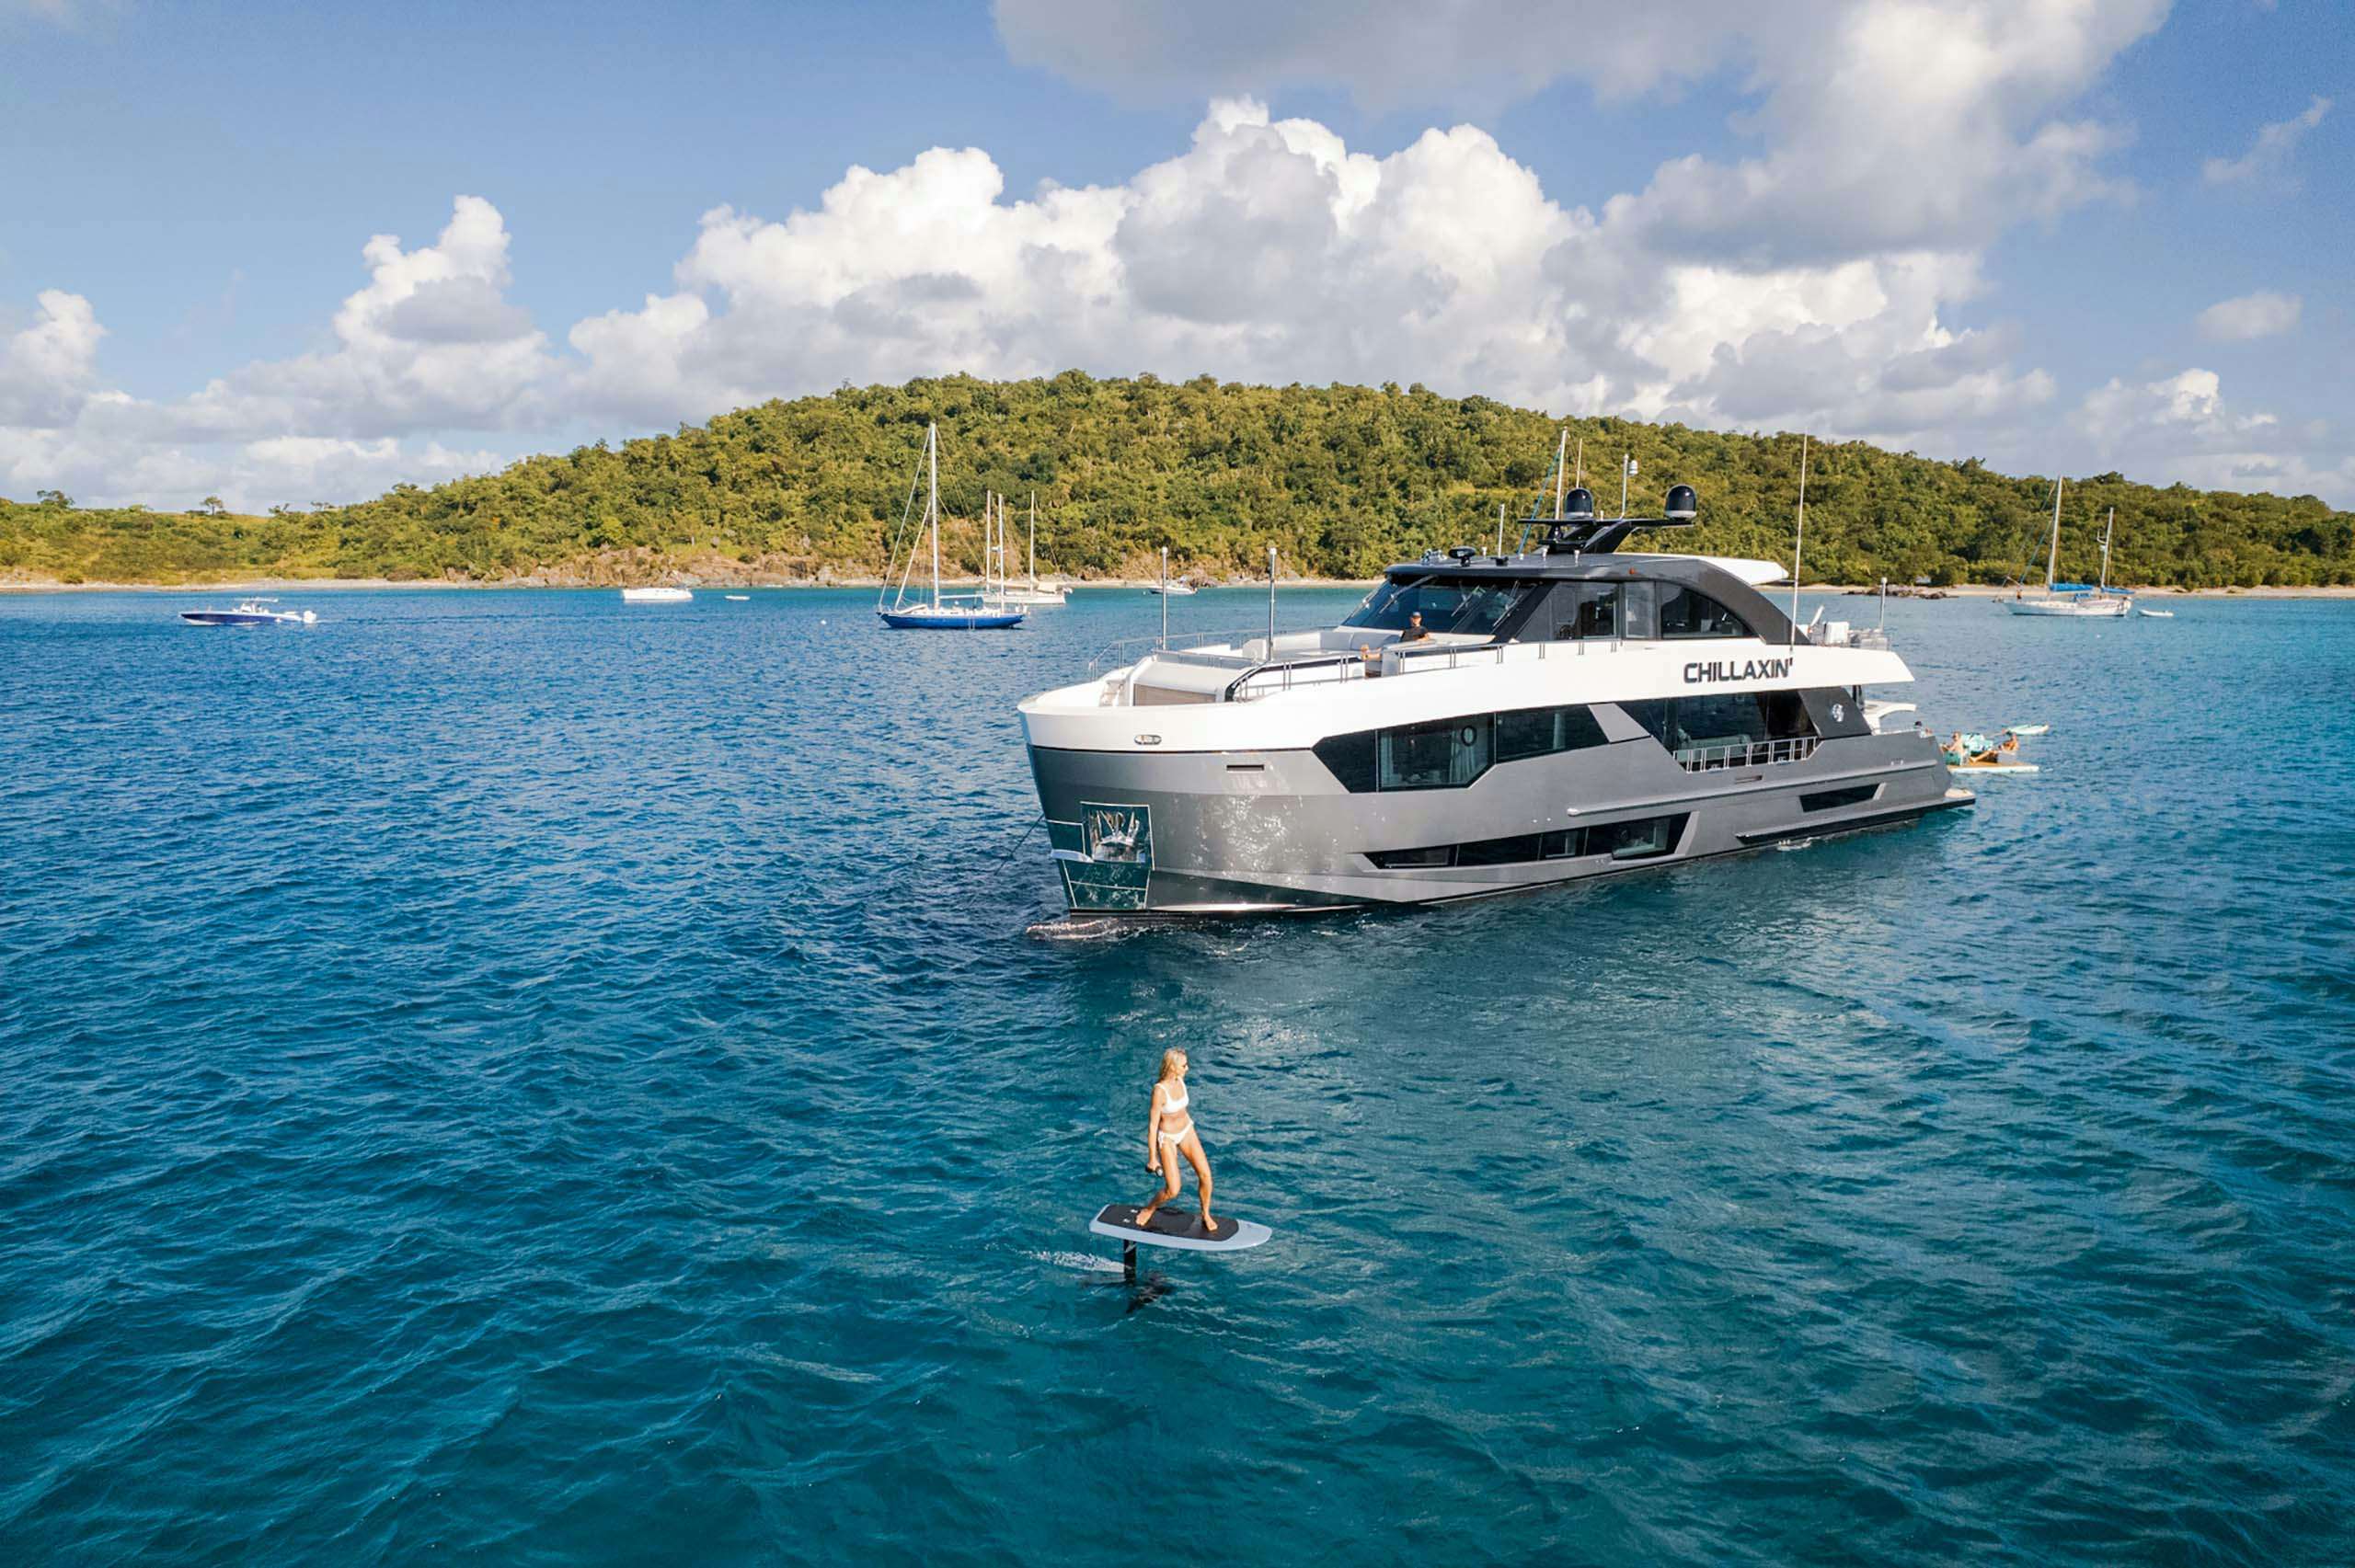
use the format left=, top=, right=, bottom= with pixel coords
left=929, top=426, right=940, bottom=603
left=2046, top=477, right=2063, bottom=593
left=1790, top=434, right=1809, bottom=644
left=2100, top=506, right=2114, bottom=592
left=1028, top=492, right=1037, bottom=588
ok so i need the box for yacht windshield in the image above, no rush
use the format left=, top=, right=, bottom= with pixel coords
left=1344, top=576, right=1528, bottom=637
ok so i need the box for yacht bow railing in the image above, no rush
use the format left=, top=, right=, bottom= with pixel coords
left=1085, top=627, right=1322, bottom=676
left=1222, top=655, right=1366, bottom=702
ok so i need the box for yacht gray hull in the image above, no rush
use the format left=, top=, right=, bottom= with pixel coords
left=1027, top=728, right=1967, bottom=914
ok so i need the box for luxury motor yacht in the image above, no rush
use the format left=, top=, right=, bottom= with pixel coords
left=1017, top=485, right=1972, bottom=914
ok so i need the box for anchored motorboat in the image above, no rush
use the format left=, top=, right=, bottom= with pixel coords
left=621, top=586, right=693, bottom=603
left=1017, top=483, right=1970, bottom=915
left=178, top=598, right=316, bottom=626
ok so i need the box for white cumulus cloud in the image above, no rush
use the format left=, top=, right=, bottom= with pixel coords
left=2, top=7, right=2345, bottom=512
left=2203, top=96, right=2332, bottom=185
left=0, top=291, right=106, bottom=428
left=2197, top=291, right=2302, bottom=342
left=2074, top=367, right=2351, bottom=499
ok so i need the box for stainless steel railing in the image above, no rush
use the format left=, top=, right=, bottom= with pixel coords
left=1222, top=655, right=1369, bottom=702
left=1085, top=626, right=1325, bottom=676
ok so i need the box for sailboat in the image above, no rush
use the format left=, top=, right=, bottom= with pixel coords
left=878, top=425, right=1026, bottom=630
left=2005, top=481, right=2131, bottom=617
left=994, top=492, right=1067, bottom=607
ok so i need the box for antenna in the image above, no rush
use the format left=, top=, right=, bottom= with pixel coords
left=1789, top=435, right=1809, bottom=647
left=1266, top=544, right=1278, bottom=651
left=1554, top=428, right=1568, bottom=521
left=1159, top=546, right=1169, bottom=649
left=1496, top=501, right=1505, bottom=555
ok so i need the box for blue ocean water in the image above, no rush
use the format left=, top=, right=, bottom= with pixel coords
left=2, top=586, right=2351, bottom=1565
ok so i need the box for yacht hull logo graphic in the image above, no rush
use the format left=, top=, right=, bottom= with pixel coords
left=1683, top=657, right=1795, bottom=684
left=1055, top=803, right=1153, bottom=911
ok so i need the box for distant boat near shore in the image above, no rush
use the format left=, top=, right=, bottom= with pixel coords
left=622, top=587, right=693, bottom=603
left=878, top=424, right=1026, bottom=630
left=2005, top=483, right=2131, bottom=618
left=179, top=598, right=316, bottom=626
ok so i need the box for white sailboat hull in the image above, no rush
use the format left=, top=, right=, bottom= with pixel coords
left=2003, top=595, right=2131, bottom=617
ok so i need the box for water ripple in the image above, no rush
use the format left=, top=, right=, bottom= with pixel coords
left=1, top=589, right=2351, bottom=1563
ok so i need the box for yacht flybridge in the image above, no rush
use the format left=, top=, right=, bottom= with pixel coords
left=1017, top=484, right=1971, bottom=914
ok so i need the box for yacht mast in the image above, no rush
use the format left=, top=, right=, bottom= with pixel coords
left=929, top=425, right=940, bottom=604
left=2046, top=477, right=2063, bottom=593
left=2100, top=507, right=2115, bottom=593
left=1028, top=492, right=1038, bottom=589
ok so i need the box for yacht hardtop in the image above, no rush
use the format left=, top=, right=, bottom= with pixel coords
left=1017, top=483, right=1969, bottom=915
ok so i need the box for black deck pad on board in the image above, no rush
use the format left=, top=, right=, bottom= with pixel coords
left=1090, top=1204, right=1273, bottom=1252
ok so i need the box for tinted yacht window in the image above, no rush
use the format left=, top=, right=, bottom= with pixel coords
left=1494, top=704, right=1609, bottom=761
left=1379, top=715, right=1491, bottom=790
left=1658, top=587, right=1753, bottom=638
left=1674, top=694, right=1766, bottom=750
left=1346, top=577, right=1528, bottom=636
left=1545, top=583, right=1620, bottom=640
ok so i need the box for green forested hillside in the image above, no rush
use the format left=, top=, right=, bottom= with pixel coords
left=5, top=372, right=2350, bottom=587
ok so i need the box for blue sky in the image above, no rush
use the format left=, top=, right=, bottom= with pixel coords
left=2, top=0, right=2346, bottom=508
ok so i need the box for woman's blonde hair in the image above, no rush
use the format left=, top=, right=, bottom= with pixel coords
left=1157, top=1048, right=1188, bottom=1082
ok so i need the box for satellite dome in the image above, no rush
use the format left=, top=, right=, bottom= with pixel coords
left=1561, top=486, right=1597, bottom=522
left=1664, top=483, right=1699, bottom=521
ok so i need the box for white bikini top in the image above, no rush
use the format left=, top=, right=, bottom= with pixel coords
left=1162, top=1086, right=1189, bottom=1115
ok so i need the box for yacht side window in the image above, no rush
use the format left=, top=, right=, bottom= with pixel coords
left=1658, top=587, right=1752, bottom=638
left=1552, top=583, right=1620, bottom=640
left=1378, top=716, right=1492, bottom=790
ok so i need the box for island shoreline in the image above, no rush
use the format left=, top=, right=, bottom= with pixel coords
left=6, top=576, right=2352, bottom=600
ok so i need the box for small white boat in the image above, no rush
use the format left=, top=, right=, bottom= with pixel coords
left=2137, top=607, right=2175, bottom=619
left=2005, top=723, right=2051, bottom=737
left=179, top=598, right=316, bottom=627
left=1144, top=582, right=1197, bottom=597
left=621, top=587, right=693, bottom=603
left=725, top=594, right=751, bottom=601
